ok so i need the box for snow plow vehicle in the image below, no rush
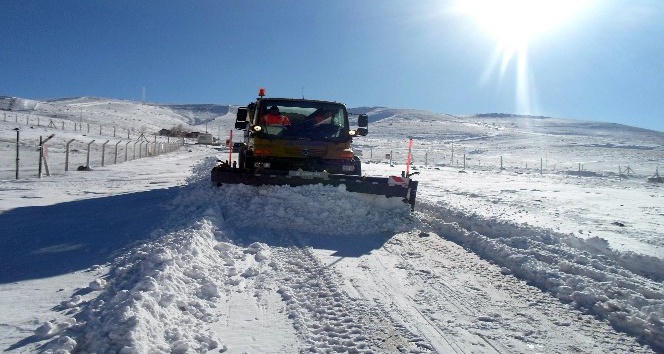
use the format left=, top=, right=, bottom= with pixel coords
left=211, top=89, right=419, bottom=210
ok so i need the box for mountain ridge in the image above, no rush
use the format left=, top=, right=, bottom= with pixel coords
left=2, top=96, right=663, bottom=136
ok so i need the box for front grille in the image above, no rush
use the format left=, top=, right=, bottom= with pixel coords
left=284, top=146, right=327, bottom=157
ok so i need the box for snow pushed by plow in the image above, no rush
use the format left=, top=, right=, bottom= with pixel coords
left=43, top=219, right=225, bottom=353
left=38, top=158, right=424, bottom=353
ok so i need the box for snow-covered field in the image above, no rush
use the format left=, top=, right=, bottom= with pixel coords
left=1, top=98, right=663, bottom=353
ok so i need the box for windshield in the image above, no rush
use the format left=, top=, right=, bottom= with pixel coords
left=254, top=100, right=349, bottom=141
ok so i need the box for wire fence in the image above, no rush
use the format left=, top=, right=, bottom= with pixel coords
left=2, top=111, right=146, bottom=139
left=357, top=144, right=664, bottom=182
left=1, top=111, right=186, bottom=180
left=0, top=135, right=185, bottom=180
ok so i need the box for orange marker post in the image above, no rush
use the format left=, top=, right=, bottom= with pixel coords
left=406, top=138, right=413, bottom=176
left=228, top=130, right=233, bottom=164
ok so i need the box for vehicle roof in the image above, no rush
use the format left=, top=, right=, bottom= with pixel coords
left=258, top=97, right=346, bottom=106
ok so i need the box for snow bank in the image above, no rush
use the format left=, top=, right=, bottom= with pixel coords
left=41, top=218, right=226, bottom=353
left=209, top=182, right=414, bottom=236
left=41, top=158, right=417, bottom=353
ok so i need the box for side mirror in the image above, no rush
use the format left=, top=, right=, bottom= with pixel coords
left=357, top=114, right=369, bottom=136
left=236, top=107, right=248, bottom=122
left=235, top=107, right=248, bottom=130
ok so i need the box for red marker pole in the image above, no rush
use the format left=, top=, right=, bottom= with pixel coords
left=406, top=138, right=413, bottom=176
left=228, top=130, right=233, bottom=164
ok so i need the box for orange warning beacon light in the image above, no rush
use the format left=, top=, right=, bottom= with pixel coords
left=258, top=88, right=266, bottom=97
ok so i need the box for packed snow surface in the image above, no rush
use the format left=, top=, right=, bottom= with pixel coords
left=1, top=98, right=663, bottom=353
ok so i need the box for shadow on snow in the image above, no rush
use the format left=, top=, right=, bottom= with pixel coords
left=0, top=187, right=181, bottom=284
left=223, top=226, right=393, bottom=260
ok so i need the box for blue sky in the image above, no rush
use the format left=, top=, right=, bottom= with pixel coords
left=1, top=0, right=663, bottom=132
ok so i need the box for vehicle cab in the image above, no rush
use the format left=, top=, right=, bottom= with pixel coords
left=233, top=90, right=369, bottom=175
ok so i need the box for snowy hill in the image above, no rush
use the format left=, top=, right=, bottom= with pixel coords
left=1, top=96, right=663, bottom=353
left=2, top=97, right=235, bottom=133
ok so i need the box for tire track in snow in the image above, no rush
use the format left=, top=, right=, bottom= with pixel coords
left=321, top=222, right=656, bottom=354
left=382, top=231, right=577, bottom=353
left=414, top=201, right=659, bottom=353
left=369, top=253, right=465, bottom=354
left=337, top=232, right=508, bottom=353
left=380, top=234, right=510, bottom=354
left=249, top=229, right=430, bottom=353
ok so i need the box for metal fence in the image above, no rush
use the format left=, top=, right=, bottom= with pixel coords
left=357, top=143, right=663, bottom=181
left=1, top=111, right=142, bottom=139
left=1, top=135, right=185, bottom=180
left=1, top=112, right=186, bottom=180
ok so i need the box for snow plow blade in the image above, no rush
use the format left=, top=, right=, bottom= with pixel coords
left=211, top=162, right=419, bottom=210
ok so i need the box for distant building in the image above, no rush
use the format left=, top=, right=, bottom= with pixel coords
left=0, top=96, right=14, bottom=111
left=197, top=133, right=213, bottom=144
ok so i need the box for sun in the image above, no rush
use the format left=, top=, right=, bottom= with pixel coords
left=458, top=0, right=588, bottom=49
left=456, top=0, right=593, bottom=113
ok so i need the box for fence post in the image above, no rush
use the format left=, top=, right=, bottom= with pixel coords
left=38, top=134, right=55, bottom=178
left=38, top=136, right=43, bottom=178
left=65, top=139, right=75, bottom=171
left=125, top=141, right=130, bottom=162
left=14, top=128, right=20, bottom=179
left=114, top=141, right=121, bottom=164
left=133, top=141, right=139, bottom=160
left=101, top=140, right=109, bottom=167
left=86, top=140, right=96, bottom=168
left=451, top=143, right=454, bottom=165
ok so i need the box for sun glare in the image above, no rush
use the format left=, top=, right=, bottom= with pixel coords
left=456, top=0, right=592, bottom=114
left=459, top=0, right=587, bottom=48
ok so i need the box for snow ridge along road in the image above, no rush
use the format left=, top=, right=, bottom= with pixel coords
left=12, top=155, right=660, bottom=353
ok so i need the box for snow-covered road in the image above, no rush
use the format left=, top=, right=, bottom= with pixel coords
left=2, top=146, right=659, bottom=353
